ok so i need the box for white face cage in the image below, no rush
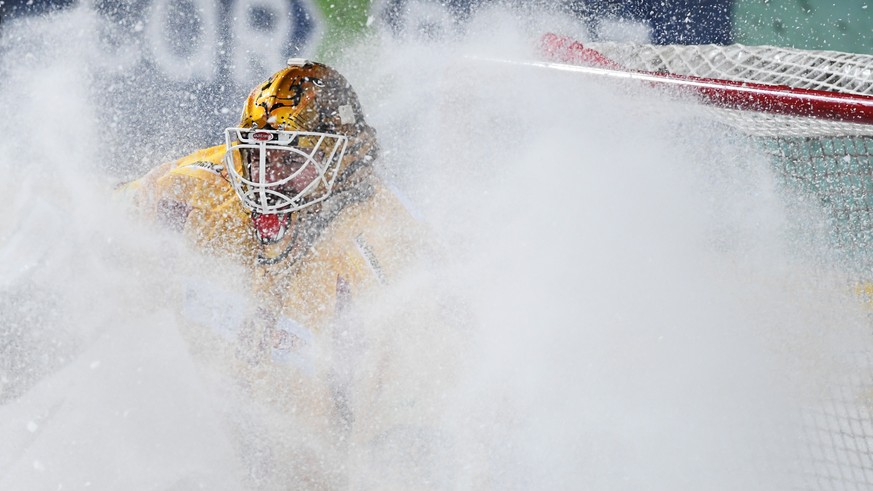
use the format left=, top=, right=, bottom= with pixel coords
left=224, top=128, right=349, bottom=214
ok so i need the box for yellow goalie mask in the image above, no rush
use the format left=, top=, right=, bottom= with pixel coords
left=224, top=59, right=374, bottom=243
left=225, top=129, right=348, bottom=214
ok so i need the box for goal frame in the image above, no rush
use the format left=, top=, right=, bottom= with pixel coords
left=537, top=33, right=873, bottom=126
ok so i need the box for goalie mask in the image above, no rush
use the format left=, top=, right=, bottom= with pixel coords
left=224, top=59, right=376, bottom=243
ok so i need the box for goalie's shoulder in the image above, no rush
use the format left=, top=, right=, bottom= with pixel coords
left=118, top=144, right=227, bottom=191
left=115, top=144, right=232, bottom=219
left=166, top=144, right=227, bottom=181
left=154, top=144, right=234, bottom=212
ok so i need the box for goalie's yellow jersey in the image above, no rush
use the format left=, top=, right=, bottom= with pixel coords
left=122, top=144, right=435, bottom=485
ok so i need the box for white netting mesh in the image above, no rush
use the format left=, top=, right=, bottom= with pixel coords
left=585, top=42, right=873, bottom=138
left=587, top=42, right=873, bottom=96
left=702, top=108, right=873, bottom=138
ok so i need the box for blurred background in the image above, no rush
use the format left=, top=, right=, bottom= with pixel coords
left=4, top=0, right=872, bottom=50
left=1, top=0, right=869, bottom=179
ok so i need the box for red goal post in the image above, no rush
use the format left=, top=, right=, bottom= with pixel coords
left=541, top=33, right=873, bottom=127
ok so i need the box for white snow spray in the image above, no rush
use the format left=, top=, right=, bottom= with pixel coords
left=0, top=4, right=871, bottom=490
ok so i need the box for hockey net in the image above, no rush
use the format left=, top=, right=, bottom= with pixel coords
left=540, top=35, right=873, bottom=489
left=541, top=35, right=873, bottom=268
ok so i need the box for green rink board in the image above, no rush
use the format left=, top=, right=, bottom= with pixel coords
left=312, top=0, right=374, bottom=59
left=733, top=0, right=873, bottom=54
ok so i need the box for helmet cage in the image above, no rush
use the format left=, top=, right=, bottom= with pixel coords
left=224, top=128, right=349, bottom=214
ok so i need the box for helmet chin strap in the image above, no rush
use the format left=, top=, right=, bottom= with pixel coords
left=251, top=212, right=292, bottom=244
left=255, top=212, right=303, bottom=266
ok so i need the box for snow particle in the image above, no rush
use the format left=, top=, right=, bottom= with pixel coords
left=26, top=421, right=39, bottom=433
left=89, top=360, right=101, bottom=370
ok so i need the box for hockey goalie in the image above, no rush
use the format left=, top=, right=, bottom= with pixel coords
left=119, top=59, right=459, bottom=489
